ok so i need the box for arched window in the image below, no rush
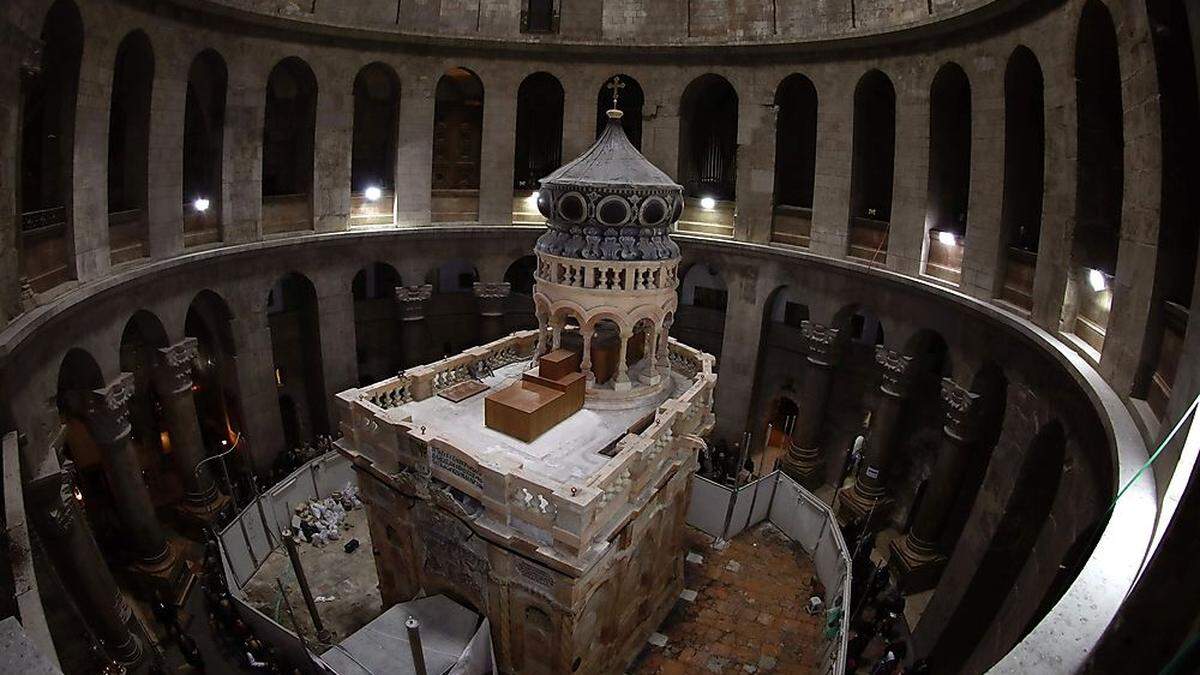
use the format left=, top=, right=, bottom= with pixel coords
left=19, top=0, right=82, bottom=291
left=997, top=46, right=1045, bottom=310
left=848, top=70, right=895, bottom=262
left=514, top=73, right=564, bottom=190
left=107, top=31, right=154, bottom=264
left=352, top=262, right=403, bottom=384
left=351, top=63, right=401, bottom=225
left=771, top=74, right=818, bottom=247
left=677, top=74, right=738, bottom=237
left=1068, top=0, right=1124, bottom=354
left=522, top=0, right=557, bottom=33
left=267, top=273, right=329, bottom=457
left=432, top=68, right=484, bottom=222
left=183, top=49, right=227, bottom=246
left=924, top=63, right=972, bottom=285
left=262, top=57, right=317, bottom=233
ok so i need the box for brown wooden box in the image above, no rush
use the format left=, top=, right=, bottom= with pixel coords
left=539, top=349, right=581, bottom=380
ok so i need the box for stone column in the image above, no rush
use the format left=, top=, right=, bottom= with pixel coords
left=614, top=328, right=632, bottom=391
left=837, top=346, right=915, bottom=523
left=780, top=321, right=841, bottom=487
left=580, top=327, right=594, bottom=383
left=395, top=284, right=433, bottom=368
left=889, top=378, right=981, bottom=591
left=28, top=461, right=142, bottom=666
left=474, top=282, right=511, bottom=343
left=151, top=338, right=226, bottom=522
left=81, top=375, right=182, bottom=586
left=640, top=324, right=661, bottom=385
left=658, top=314, right=674, bottom=365
left=534, top=310, right=549, bottom=358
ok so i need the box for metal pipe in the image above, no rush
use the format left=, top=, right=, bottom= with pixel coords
left=406, top=616, right=428, bottom=675
left=281, top=528, right=332, bottom=644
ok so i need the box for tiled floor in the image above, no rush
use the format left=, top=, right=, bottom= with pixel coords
left=631, top=522, right=824, bottom=674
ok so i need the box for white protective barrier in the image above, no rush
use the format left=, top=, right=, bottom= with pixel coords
left=214, top=452, right=356, bottom=674
left=685, top=470, right=851, bottom=675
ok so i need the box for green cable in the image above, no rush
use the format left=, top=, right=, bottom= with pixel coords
left=1109, top=393, right=1200, bottom=512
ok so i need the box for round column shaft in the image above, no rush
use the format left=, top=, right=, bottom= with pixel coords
left=781, top=321, right=840, bottom=485
left=153, top=338, right=221, bottom=514
left=473, top=281, right=511, bottom=343
left=395, top=284, right=433, bottom=367
left=29, top=459, right=142, bottom=666
left=83, top=374, right=175, bottom=570
left=906, top=379, right=982, bottom=552
left=840, top=347, right=914, bottom=519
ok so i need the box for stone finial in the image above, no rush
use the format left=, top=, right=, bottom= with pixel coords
left=472, top=282, right=511, bottom=299
left=801, top=321, right=841, bottom=368
left=82, top=374, right=136, bottom=445
left=874, top=346, right=915, bottom=399
left=18, top=277, right=37, bottom=314
left=153, top=338, right=199, bottom=397
left=940, top=378, right=983, bottom=443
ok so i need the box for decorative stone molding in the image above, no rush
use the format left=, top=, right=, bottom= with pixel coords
left=940, top=378, right=983, bottom=442
left=153, top=338, right=199, bottom=397
left=801, top=321, right=841, bottom=368
left=472, top=282, right=511, bottom=300
left=395, top=284, right=433, bottom=321
left=874, top=347, right=915, bottom=399
left=83, top=374, right=136, bottom=445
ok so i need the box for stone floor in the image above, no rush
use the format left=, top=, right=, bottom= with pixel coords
left=630, top=522, right=823, bottom=674
left=242, top=507, right=383, bottom=646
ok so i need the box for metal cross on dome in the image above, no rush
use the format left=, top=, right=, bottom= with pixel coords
left=606, top=76, right=625, bottom=110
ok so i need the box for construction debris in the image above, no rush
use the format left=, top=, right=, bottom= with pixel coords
left=293, top=484, right=363, bottom=547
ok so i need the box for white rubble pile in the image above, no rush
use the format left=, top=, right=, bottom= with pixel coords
left=291, top=483, right=363, bottom=547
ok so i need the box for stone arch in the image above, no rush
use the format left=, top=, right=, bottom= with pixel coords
left=1065, top=0, right=1124, bottom=352
left=352, top=61, right=401, bottom=214
left=832, top=302, right=884, bottom=346
left=923, top=62, right=972, bottom=285
left=267, top=272, right=329, bottom=451
left=107, top=29, right=155, bottom=264
left=996, top=45, right=1045, bottom=310
left=183, top=48, right=228, bottom=245
left=772, top=73, right=818, bottom=211
left=432, top=67, right=484, bottom=220
left=352, top=262, right=403, bottom=384
left=678, top=73, right=738, bottom=201
left=186, top=289, right=244, bottom=453
left=849, top=69, right=896, bottom=262
left=263, top=56, right=318, bottom=233
left=18, top=0, right=84, bottom=291
left=504, top=255, right=537, bottom=296
left=514, top=72, right=564, bottom=189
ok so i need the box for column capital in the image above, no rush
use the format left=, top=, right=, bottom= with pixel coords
left=153, top=338, right=199, bottom=397
left=28, top=467, right=80, bottom=538
left=82, top=374, right=136, bottom=446
left=801, top=321, right=841, bottom=367
left=941, top=378, right=983, bottom=442
left=395, top=284, right=433, bottom=321
left=472, top=281, right=511, bottom=300
left=395, top=284, right=433, bottom=303
left=874, top=346, right=915, bottom=399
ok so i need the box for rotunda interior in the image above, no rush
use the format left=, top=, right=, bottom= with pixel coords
left=1, top=0, right=1200, bottom=674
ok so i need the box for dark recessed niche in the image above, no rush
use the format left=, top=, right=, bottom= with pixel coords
left=558, top=192, right=587, bottom=222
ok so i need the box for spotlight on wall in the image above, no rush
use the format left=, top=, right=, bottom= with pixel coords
left=193, top=197, right=211, bottom=212
left=937, top=230, right=957, bottom=246
left=1088, top=268, right=1108, bottom=293
left=529, top=190, right=540, bottom=203
left=365, top=186, right=383, bottom=202
left=700, top=196, right=717, bottom=211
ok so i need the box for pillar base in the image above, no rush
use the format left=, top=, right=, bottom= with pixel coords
left=175, top=490, right=232, bottom=530
left=835, top=482, right=892, bottom=528
left=780, top=447, right=824, bottom=489
left=888, top=535, right=946, bottom=594
left=131, top=540, right=189, bottom=601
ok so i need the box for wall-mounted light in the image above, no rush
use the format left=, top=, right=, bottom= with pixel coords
left=193, top=197, right=211, bottom=212
left=1088, top=268, right=1108, bottom=292
left=364, top=186, right=383, bottom=202
left=700, top=196, right=716, bottom=211
left=937, top=231, right=957, bottom=246
left=72, top=485, right=84, bottom=502
left=529, top=190, right=540, bottom=203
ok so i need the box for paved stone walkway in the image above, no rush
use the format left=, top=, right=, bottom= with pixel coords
left=632, top=522, right=823, bottom=674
